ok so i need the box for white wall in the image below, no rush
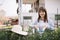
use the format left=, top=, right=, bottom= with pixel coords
left=45, top=0, right=60, bottom=13
left=1, top=0, right=18, bottom=17
left=45, top=0, right=60, bottom=20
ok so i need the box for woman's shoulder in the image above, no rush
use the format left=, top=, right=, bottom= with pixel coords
left=48, top=17, right=54, bottom=23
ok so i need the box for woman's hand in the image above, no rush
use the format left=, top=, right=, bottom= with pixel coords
left=43, top=25, right=47, bottom=31
left=34, top=25, right=39, bottom=31
left=34, top=25, right=47, bottom=32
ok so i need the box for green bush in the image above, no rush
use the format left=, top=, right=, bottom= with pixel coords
left=0, top=27, right=60, bottom=40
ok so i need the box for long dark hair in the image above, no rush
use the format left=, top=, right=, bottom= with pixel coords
left=38, top=7, right=48, bottom=22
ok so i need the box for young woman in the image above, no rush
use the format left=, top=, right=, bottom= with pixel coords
left=32, top=7, right=54, bottom=33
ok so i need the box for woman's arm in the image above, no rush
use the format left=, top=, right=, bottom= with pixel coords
left=47, top=19, right=55, bottom=30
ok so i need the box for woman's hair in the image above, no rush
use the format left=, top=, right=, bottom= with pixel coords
left=38, top=7, right=48, bottom=22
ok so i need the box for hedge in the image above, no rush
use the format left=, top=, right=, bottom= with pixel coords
left=0, top=27, right=60, bottom=40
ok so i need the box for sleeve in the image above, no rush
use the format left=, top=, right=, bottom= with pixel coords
left=47, top=19, right=55, bottom=30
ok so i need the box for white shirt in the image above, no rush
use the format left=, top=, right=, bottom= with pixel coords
left=31, top=18, right=54, bottom=32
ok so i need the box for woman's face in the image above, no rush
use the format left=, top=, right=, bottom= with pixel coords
left=39, top=11, right=45, bottom=18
